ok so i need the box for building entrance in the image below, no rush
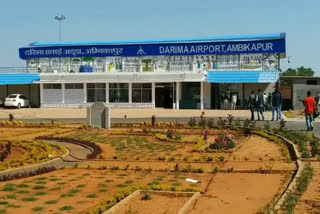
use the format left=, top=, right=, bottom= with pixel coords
left=155, top=83, right=174, bottom=109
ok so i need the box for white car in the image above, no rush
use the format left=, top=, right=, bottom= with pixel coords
left=4, top=94, right=30, bottom=108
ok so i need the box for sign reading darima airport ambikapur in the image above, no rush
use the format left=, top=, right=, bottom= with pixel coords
left=19, top=39, right=285, bottom=59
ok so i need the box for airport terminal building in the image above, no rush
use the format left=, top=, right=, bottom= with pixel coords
left=0, top=33, right=286, bottom=109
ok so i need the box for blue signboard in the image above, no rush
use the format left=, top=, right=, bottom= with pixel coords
left=19, top=39, right=285, bottom=59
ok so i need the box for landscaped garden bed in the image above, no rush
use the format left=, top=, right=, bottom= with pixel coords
left=0, top=117, right=317, bottom=214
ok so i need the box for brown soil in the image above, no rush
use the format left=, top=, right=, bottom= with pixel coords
left=0, top=169, right=208, bottom=214
left=295, top=162, right=320, bottom=214
left=190, top=173, right=286, bottom=214
left=116, top=192, right=190, bottom=214
left=229, top=135, right=286, bottom=161
left=5, top=147, right=27, bottom=161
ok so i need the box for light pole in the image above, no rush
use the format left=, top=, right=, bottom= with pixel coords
left=54, top=15, right=66, bottom=41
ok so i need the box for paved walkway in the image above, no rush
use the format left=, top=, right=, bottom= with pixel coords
left=0, top=108, right=313, bottom=120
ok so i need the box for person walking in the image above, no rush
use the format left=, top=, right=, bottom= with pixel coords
left=231, top=93, right=237, bottom=110
left=248, top=91, right=256, bottom=120
left=271, top=89, right=283, bottom=121
left=256, top=89, right=264, bottom=120
left=303, top=90, right=316, bottom=131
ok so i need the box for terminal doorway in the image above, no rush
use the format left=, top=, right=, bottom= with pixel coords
left=155, top=83, right=174, bottom=109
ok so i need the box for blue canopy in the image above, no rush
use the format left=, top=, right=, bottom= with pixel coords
left=0, top=74, right=40, bottom=85
left=206, top=71, right=279, bottom=83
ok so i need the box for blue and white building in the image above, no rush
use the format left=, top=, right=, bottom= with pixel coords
left=0, top=33, right=286, bottom=109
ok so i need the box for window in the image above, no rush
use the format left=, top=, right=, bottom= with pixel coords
left=132, top=83, right=152, bottom=103
left=306, top=80, right=317, bottom=85
left=109, top=83, right=129, bottom=102
left=43, top=84, right=61, bottom=89
left=142, top=59, right=152, bottom=72
left=87, top=83, right=106, bottom=102
left=65, top=83, right=83, bottom=89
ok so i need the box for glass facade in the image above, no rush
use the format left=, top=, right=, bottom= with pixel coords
left=87, top=83, right=106, bottom=102
left=109, top=83, right=129, bottom=103
left=132, top=83, right=152, bottom=103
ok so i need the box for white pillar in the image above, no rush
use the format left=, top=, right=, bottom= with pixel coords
left=61, top=83, right=65, bottom=104
left=129, top=82, right=132, bottom=103
left=83, top=83, right=87, bottom=104
left=40, top=83, right=43, bottom=107
left=200, top=81, right=204, bottom=110
left=106, top=83, right=109, bottom=103
left=152, top=82, right=155, bottom=108
left=176, top=82, right=180, bottom=109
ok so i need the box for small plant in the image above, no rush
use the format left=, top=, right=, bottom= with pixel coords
left=60, top=206, right=74, bottom=211
left=188, top=117, right=197, bottom=127
left=208, top=132, right=235, bottom=150
left=217, top=117, right=226, bottom=127
left=87, top=194, right=98, bottom=198
left=279, top=119, right=287, bottom=131
left=158, top=156, right=166, bottom=161
left=212, top=166, right=219, bottom=174
left=218, top=156, right=225, bottom=162
left=45, top=200, right=57, bottom=204
left=32, top=207, right=44, bottom=212
left=168, top=156, right=176, bottom=161
left=151, top=115, right=156, bottom=126
left=203, top=129, right=209, bottom=140
left=174, top=164, right=179, bottom=172
left=110, top=166, right=119, bottom=170
left=207, top=119, right=214, bottom=128
left=227, top=114, right=234, bottom=126
left=198, top=114, right=206, bottom=129
left=142, top=191, right=152, bottom=200
left=226, top=168, right=234, bottom=173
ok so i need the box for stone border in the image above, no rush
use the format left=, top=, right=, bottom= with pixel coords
left=266, top=132, right=302, bottom=211
left=103, top=190, right=199, bottom=214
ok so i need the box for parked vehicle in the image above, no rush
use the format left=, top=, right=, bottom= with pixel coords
left=4, top=94, right=29, bottom=108
left=0, top=98, right=4, bottom=106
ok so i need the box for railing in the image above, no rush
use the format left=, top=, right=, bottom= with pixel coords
left=0, top=67, right=27, bottom=73
left=41, top=103, right=155, bottom=108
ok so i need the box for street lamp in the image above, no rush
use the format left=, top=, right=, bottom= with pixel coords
left=54, top=15, right=66, bottom=42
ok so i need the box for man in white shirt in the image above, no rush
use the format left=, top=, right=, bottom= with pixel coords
left=231, top=94, right=237, bottom=110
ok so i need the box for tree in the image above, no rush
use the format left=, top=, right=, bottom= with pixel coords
left=282, top=67, right=314, bottom=77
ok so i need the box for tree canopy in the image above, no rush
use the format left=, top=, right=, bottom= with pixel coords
left=282, top=66, right=314, bottom=76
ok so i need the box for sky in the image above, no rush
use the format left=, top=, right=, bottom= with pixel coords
left=0, top=0, right=319, bottom=74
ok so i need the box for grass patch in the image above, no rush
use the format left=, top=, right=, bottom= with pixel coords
left=125, top=180, right=134, bottom=184
left=60, top=206, right=74, bottom=211
left=49, top=187, right=61, bottom=191
left=69, top=189, right=81, bottom=194
left=76, top=184, right=86, bottom=188
left=99, top=189, right=108, bottom=193
left=16, top=190, right=29, bottom=194
left=87, top=194, right=98, bottom=198
left=104, top=179, right=114, bottom=183
left=1, top=186, right=15, bottom=192
left=98, top=183, right=107, bottom=188
left=2, top=195, right=16, bottom=199
left=22, top=197, right=38, bottom=202
left=45, top=200, right=58, bottom=205
left=0, top=201, right=8, bottom=205
left=57, top=182, right=66, bottom=185
left=32, top=207, right=44, bottom=212
left=116, top=184, right=127, bottom=188
left=0, top=210, right=6, bottom=214
left=61, top=193, right=75, bottom=198
left=35, top=181, right=46, bottom=185
left=35, top=192, right=46, bottom=196
left=17, top=184, right=29, bottom=188
left=32, top=185, right=46, bottom=190
left=49, top=178, right=60, bottom=182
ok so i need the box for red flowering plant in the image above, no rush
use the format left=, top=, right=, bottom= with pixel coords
left=209, top=131, right=235, bottom=150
